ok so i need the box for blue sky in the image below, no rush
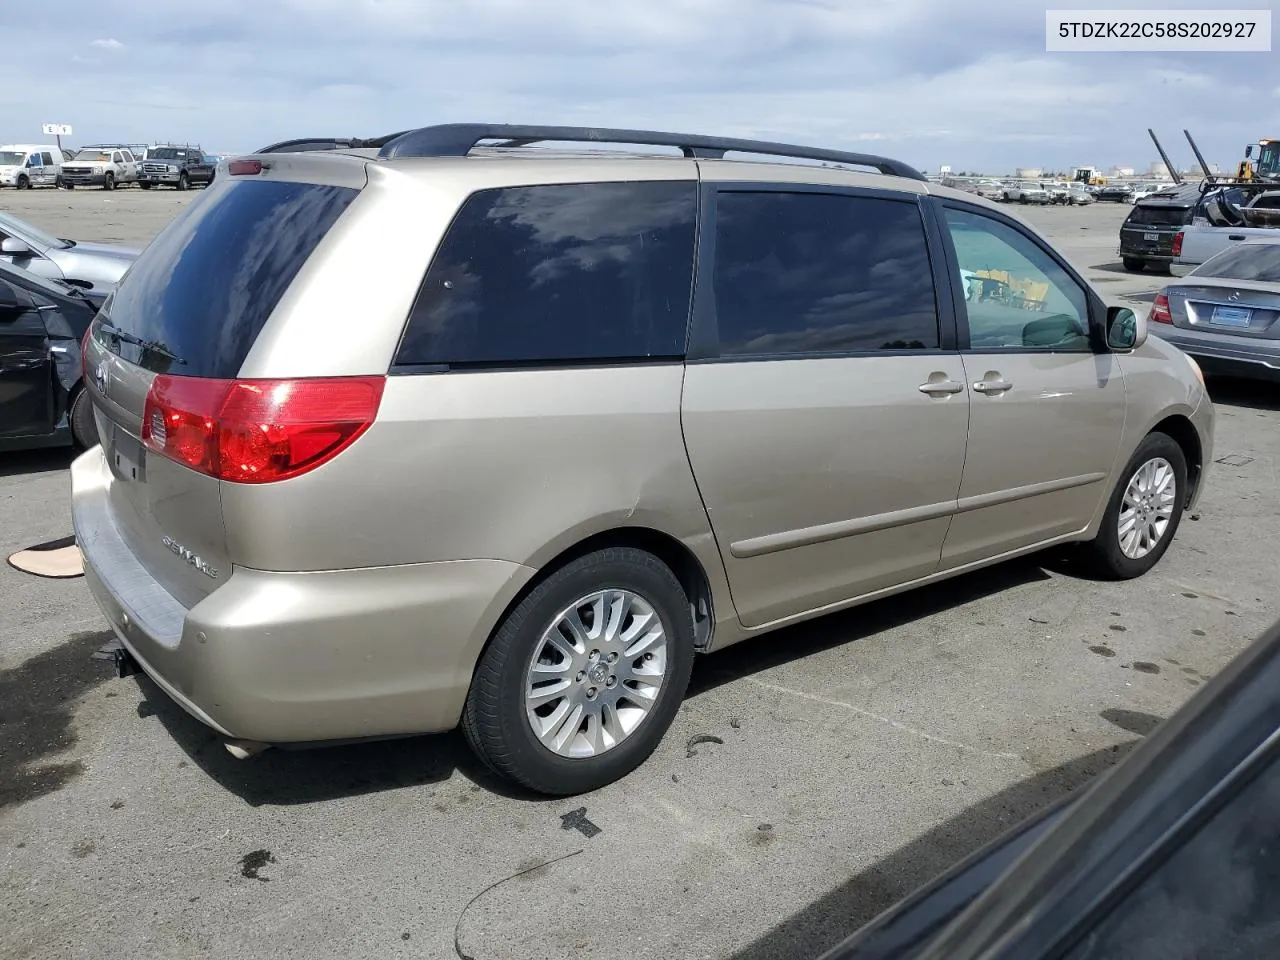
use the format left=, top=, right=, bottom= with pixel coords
left=1, top=0, right=1275, bottom=174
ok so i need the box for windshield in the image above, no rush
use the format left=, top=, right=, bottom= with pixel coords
left=0, top=151, right=26, bottom=166
left=73, top=151, right=112, bottom=162
left=0, top=210, right=67, bottom=251
left=1193, top=243, right=1280, bottom=283
left=148, top=147, right=193, bottom=160
left=1257, top=142, right=1280, bottom=180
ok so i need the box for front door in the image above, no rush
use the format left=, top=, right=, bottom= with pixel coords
left=934, top=202, right=1126, bottom=569
left=681, top=186, right=969, bottom=628
left=0, top=280, right=55, bottom=439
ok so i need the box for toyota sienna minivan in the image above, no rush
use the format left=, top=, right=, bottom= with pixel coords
left=74, top=124, right=1214, bottom=795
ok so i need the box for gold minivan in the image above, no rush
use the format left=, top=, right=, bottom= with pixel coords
left=73, top=125, right=1213, bottom=794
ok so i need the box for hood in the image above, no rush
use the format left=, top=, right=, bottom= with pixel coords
left=45, top=242, right=141, bottom=291
left=66, top=241, right=142, bottom=260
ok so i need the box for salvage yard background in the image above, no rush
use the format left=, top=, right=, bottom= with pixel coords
left=2, top=189, right=1277, bottom=960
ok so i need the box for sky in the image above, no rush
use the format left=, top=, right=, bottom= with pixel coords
left=2, top=0, right=1276, bottom=174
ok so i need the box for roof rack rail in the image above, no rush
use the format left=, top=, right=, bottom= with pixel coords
left=374, top=124, right=926, bottom=180
left=255, top=132, right=410, bottom=154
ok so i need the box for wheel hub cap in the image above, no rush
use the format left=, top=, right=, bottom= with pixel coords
left=524, top=589, right=668, bottom=759
left=1118, top=456, right=1177, bottom=560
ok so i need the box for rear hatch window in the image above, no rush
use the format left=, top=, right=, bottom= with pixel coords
left=99, top=178, right=359, bottom=378
left=1125, top=204, right=1192, bottom=228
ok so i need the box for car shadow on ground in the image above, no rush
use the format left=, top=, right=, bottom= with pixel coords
left=1207, top=376, right=1280, bottom=412
left=688, top=556, right=1053, bottom=699
left=136, top=556, right=1056, bottom=806
left=134, top=674, right=532, bottom=806
left=0, top=446, right=75, bottom=479
left=729, top=740, right=1141, bottom=960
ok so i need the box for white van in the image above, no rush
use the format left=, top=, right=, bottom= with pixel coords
left=0, top=145, right=63, bottom=189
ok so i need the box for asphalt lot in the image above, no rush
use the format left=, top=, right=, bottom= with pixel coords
left=2, top=187, right=1278, bottom=960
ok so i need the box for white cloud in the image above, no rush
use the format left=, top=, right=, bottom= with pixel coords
left=90, top=38, right=124, bottom=49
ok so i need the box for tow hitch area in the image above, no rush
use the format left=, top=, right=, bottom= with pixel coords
left=92, top=637, right=140, bottom=679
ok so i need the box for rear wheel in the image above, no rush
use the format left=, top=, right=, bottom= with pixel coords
left=462, top=547, right=695, bottom=795
left=1121, top=257, right=1146, bottom=272
left=1084, top=432, right=1186, bottom=579
left=103, top=172, right=115, bottom=191
left=69, top=388, right=99, bottom=450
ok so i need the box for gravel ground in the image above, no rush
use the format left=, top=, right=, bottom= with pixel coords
left=1, top=186, right=1277, bottom=960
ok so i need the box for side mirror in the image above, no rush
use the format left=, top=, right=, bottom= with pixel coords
left=1, top=237, right=33, bottom=256
left=1107, top=306, right=1147, bottom=351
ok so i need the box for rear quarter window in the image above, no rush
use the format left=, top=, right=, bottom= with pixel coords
left=97, top=179, right=359, bottom=377
left=395, top=181, right=697, bottom=368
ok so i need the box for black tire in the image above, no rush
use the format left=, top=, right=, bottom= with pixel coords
left=139, top=182, right=152, bottom=190
left=462, top=547, right=695, bottom=795
left=16, top=175, right=29, bottom=190
left=177, top=172, right=189, bottom=191
left=65, top=183, right=75, bottom=190
left=69, top=388, right=99, bottom=450
left=1084, top=432, right=1187, bottom=580
left=1121, top=257, right=1146, bottom=273
left=103, top=172, right=115, bottom=191
left=55, top=175, right=63, bottom=188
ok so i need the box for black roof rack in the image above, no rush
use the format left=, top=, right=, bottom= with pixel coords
left=255, top=132, right=410, bottom=154
left=373, top=123, right=926, bottom=180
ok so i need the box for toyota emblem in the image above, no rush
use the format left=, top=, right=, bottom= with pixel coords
left=1228, top=291, right=1241, bottom=302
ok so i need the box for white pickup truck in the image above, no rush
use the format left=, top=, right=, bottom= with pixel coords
left=1171, top=224, right=1280, bottom=276
left=59, top=145, right=139, bottom=190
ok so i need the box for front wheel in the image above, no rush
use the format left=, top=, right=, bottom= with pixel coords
left=177, top=172, right=189, bottom=191
left=16, top=175, right=29, bottom=190
left=102, top=173, right=115, bottom=191
left=462, top=547, right=695, bottom=795
left=139, top=182, right=152, bottom=190
left=1084, top=433, right=1187, bottom=579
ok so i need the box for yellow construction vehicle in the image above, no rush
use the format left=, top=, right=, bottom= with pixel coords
left=1236, top=139, right=1280, bottom=181
left=1072, top=166, right=1107, bottom=186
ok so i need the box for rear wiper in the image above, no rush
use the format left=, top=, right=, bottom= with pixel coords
left=96, top=317, right=187, bottom=366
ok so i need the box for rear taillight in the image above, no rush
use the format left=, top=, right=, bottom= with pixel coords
left=228, top=159, right=263, bottom=176
left=1150, top=292, right=1173, bottom=324
left=141, top=376, right=384, bottom=483
left=81, top=325, right=93, bottom=375
left=1171, top=231, right=1184, bottom=258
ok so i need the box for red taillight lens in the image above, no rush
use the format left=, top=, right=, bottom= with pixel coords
left=228, top=159, right=263, bottom=176
left=1171, top=231, right=1184, bottom=258
left=142, top=376, right=384, bottom=483
left=1150, top=292, right=1173, bottom=324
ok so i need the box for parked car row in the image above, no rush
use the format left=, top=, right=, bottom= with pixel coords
left=954, top=179, right=1095, bottom=206
left=0, top=141, right=221, bottom=190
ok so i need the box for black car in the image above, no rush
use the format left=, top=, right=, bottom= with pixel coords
left=825, top=617, right=1280, bottom=960
left=1117, top=184, right=1206, bottom=273
left=0, top=261, right=104, bottom=452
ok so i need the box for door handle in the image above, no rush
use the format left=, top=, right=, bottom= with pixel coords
left=918, top=379, right=965, bottom=396
left=973, top=378, right=1014, bottom=395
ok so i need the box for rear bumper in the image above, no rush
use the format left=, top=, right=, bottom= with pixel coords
left=1160, top=332, right=1280, bottom=384
left=71, top=447, right=536, bottom=744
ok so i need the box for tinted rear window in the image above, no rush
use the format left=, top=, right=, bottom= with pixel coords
left=99, top=179, right=358, bottom=377
left=395, top=181, right=697, bottom=368
left=1125, top=205, right=1192, bottom=227
left=1193, top=243, right=1280, bottom=283
left=712, top=191, right=940, bottom=356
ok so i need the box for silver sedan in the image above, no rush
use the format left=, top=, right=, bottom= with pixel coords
left=1151, top=238, right=1280, bottom=383
left=0, top=210, right=139, bottom=295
